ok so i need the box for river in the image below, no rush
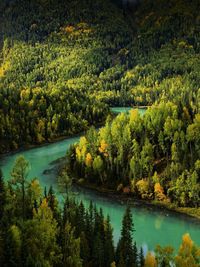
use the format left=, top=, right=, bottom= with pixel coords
left=0, top=107, right=199, bottom=252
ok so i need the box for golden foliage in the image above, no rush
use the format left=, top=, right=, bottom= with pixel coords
left=110, top=262, right=116, bottom=267
left=76, top=147, right=81, bottom=162
left=136, top=179, right=149, bottom=199
left=129, top=109, right=139, bottom=122
left=0, top=60, right=10, bottom=77
left=64, top=22, right=92, bottom=37
left=65, top=25, right=75, bottom=33
left=99, top=139, right=108, bottom=156
left=85, top=153, right=92, bottom=167
left=175, top=233, right=200, bottom=267
left=144, top=252, right=157, bottom=267
left=29, top=179, right=42, bottom=203
left=76, top=137, right=87, bottom=162
left=154, top=182, right=166, bottom=201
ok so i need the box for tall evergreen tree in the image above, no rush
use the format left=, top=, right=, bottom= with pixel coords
left=139, top=247, right=145, bottom=267
left=133, top=242, right=138, bottom=266
left=116, top=206, right=136, bottom=267
left=47, top=185, right=60, bottom=221
left=80, top=231, right=90, bottom=267
left=92, top=232, right=104, bottom=267
left=62, top=222, right=82, bottom=267
left=74, top=201, right=86, bottom=236
left=104, top=216, right=115, bottom=267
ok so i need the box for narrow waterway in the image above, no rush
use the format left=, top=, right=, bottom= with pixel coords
left=0, top=108, right=199, bottom=252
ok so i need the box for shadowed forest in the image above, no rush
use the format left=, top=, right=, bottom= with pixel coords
left=0, top=0, right=200, bottom=266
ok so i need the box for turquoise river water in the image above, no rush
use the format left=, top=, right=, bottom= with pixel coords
left=0, top=108, right=199, bottom=252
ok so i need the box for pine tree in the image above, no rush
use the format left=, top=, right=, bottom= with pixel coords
left=47, top=185, right=60, bottom=221
left=139, top=247, right=145, bottom=267
left=85, top=210, right=93, bottom=257
left=117, top=251, right=126, bottom=267
left=80, top=232, right=90, bottom=267
left=133, top=242, right=138, bottom=266
left=92, top=232, right=104, bottom=267
left=62, top=222, right=82, bottom=267
left=116, top=206, right=136, bottom=267
left=104, top=216, right=115, bottom=267
left=75, top=201, right=86, bottom=236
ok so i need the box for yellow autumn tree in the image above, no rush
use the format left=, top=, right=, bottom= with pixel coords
left=136, top=179, right=149, bottom=199
left=175, top=233, right=200, bottom=267
left=75, top=147, right=81, bottom=162
left=129, top=109, right=139, bottom=122
left=85, top=153, right=92, bottom=167
left=27, top=179, right=42, bottom=206
left=144, top=252, right=157, bottom=267
left=154, top=183, right=166, bottom=201
left=76, top=137, right=87, bottom=162
left=99, top=139, right=108, bottom=156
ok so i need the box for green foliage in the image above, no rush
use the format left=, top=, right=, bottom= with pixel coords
left=24, top=199, right=61, bottom=267
left=0, top=156, right=200, bottom=266
left=69, top=101, right=200, bottom=207
left=1, top=0, right=200, bottom=154
left=10, top=155, right=30, bottom=220
left=155, top=245, right=174, bottom=267
left=61, top=222, right=82, bottom=267
left=175, top=233, right=200, bottom=267
left=116, top=206, right=136, bottom=267
left=0, top=0, right=200, bottom=263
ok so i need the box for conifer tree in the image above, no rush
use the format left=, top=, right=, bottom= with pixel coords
left=92, top=232, right=104, bottom=267
left=139, top=247, right=145, bottom=267
left=80, top=231, right=90, bottom=266
left=6, top=225, right=22, bottom=267
left=104, top=216, right=115, bottom=267
left=75, top=201, right=86, bottom=236
left=133, top=242, right=138, bottom=266
left=47, top=185, right=60, bottom=221
left=62, top=222, right=82, bottom=267
left=116, top=206, right=136, bottom=267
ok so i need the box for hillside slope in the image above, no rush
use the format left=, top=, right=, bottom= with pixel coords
left=0, top=0, right=200, bottom=153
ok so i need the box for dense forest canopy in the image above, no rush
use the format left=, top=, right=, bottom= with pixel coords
left=68, top=103, right=200, bottom=208
left=0, top=0, right=200, bottom=153
left=0, top=0, right=200, bottom=266
left=0, top=156, right=200, bottom=266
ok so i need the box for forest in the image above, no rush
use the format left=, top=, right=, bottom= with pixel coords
left=0, top=0, right=200, bottom=266
left=0, top=0, right=200, bottom=152
left=0, top=156, right=200, bottom=267
left=68, top=101, right=200, bottom=209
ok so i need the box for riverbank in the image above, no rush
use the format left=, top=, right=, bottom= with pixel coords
left=0, top=120, right=107, bottom=158
left=74, top=181, right=200, bottom=222
left=0, top=132, right=80, bottom=158
left=0, top=106, right=148, bottom=157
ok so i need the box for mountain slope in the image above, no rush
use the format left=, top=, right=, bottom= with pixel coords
left=0, top=0, right=200, bottom=153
